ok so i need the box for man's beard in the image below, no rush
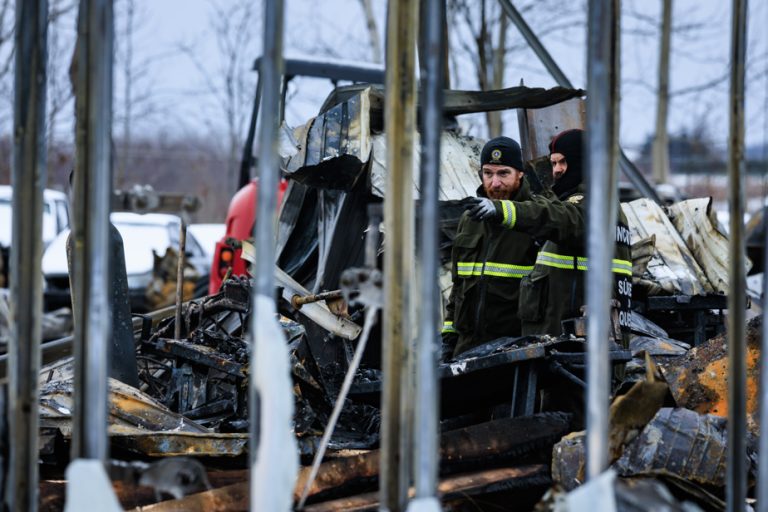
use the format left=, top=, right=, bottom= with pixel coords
left=485, top=187, right=513, bottom=200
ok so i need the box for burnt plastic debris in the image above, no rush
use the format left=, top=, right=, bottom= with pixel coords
left=614, top=407, right=757, bottom=488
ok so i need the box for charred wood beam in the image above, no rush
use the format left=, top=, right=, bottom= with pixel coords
left=442, top=86, right=584, bottom=116
left=320, top=84, right=585, bottom=120
left=302, top=465, right=550, bottom=512
left=306, top=413, right=570, bottom=497
left=381, top=0, right=419, bottom=509
left=112, top=413, right=570, bottom=511
left=41, top=470, right=250, bottom=512
left=123, top=464, right=551, bottom=512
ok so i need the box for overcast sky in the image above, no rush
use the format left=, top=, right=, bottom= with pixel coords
left=4, top=0, right=766, bottom=159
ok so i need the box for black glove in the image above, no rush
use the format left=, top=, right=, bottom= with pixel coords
left=441, top=331, right=458, bottom=361
left=465, top=197, right=501, bottom=223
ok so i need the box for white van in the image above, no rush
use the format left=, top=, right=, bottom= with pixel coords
left=0, top=185, right=70, bottom=249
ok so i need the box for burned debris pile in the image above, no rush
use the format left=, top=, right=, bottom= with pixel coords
left=20, top=84, right=762, bottom=511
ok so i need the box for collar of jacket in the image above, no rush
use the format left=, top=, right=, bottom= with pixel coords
left=555, top=182, right=586, bottom=201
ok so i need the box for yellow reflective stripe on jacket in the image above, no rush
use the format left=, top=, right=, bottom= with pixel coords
left=441, top=321, right=456, bottom=334
left=536, top=252, right=576, bottom=270
left=535, top=252, right=633, bottom=275
left=457, top=262, right=483, bottom=277
left=611, top=258, right=633, bottom=276
left=457, top=260, right=533, bottom=278
left=500, top=200, right=517, bottom=228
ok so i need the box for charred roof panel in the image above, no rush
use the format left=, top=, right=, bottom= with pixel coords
left=622, top=198, right=713, bottom=296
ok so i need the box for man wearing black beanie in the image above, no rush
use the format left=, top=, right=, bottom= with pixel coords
left=549, top=129, right=584, bottom=199
left=441, top=136, right=538, bottom=358
left=465, top=129, right=633, bottom=340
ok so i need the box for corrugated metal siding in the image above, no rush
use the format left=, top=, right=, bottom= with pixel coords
left=370, top=131, right=483, bottom=201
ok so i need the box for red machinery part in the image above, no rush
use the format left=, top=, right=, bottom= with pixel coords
left=208, top=178, right=288, bottom=294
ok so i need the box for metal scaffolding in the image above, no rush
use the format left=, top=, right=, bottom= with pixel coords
left=584, top=0, right=621, bottom=480
left=726, top=0, right=748, bottom=511
left=410, top=0, right=446, bottom=509
left=70, top=0, right=115, bottom=463
left=249, top=0, right=298, bottom=510
left=8, top=1, right=48, bottom=510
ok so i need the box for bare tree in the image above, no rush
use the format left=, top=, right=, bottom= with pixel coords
left=45, top=0, right=78, bottom=157
left=651, top=0, right=672, bottom=184
left=0, top=0, right=15, bottom=131
left=114, top=0, right=158, bottom=187
left=448, top=0, right=506, bottom=135
left=117, top=0, right=136, bottom=187
left=179, top=0, right=260, bottom=191
left=358, top=0, right=382, bottom=64
left=446, top=0, right=584, bottom=138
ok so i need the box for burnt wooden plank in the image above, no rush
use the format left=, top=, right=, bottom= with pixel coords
left=303, top=465, right=550, bottom=512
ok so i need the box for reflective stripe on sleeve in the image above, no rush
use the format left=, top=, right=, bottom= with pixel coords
left=457, top=261, right=533, bottom=278
left=500, top=200, right=517, bottom=228
left=441, top=321, right=456, bottom=334
left=535, top=252, right=633, bottom=275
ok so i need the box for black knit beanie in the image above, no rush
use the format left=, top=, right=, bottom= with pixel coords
left=549, top=129, right=584, bottom=198
left=480, top=136, right=524, bottom=173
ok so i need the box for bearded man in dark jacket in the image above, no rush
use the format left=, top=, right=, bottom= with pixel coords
left=465, top=129, right=633, bottom=340
left=441, top=137, right=539, bottom=358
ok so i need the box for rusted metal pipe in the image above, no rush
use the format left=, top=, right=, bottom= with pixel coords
left=291, top=290, right=343, bottom=309
left=381, top=0, right=419, bottom=510
left=725, top=0, right=748, bottom=511
left=410, top=0, right=445, bottom=508
left=249, top=0, right=297, bottom=510
left=174, top=219, right=187, bottom=340
left=70, top=0, right=114, bottom=463
left=8, top=1, right=48, bottom=509
left=585, top=0, right=621, bottom=481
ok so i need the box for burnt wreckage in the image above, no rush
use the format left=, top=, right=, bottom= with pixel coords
left=11, top=83, right=762, bottom=511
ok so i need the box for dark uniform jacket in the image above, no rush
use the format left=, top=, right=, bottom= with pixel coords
left=492, top=184, right=633, bottom=338
left=443, top=179, right=539, bottom=356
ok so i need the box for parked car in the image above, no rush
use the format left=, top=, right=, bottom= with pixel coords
left=42, top=212, right=210, bottom=312
left=0, top=185, right=70, bottom=288
left=187, top=223, right=226, bottom=262
left=0, top=185, right=70, bottom=249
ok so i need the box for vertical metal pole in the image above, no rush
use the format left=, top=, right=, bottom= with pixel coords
left=174, top=219, right=187, bottom=340
left=497, top=0, right=661, bottom=204
left=759, top=204, right=768, bottom=512
left=409, top=0, right=444, bottom=509
left=651, top=0, right=672, bottom=184
left=238, top=75, right=263, bottom=190
left=585, top=0, right=620, bottom=481
left=8, top=1, right=48, bottom=510
left=71, top=0, right=114, bottom=463
left=249, top=0, right=297, bottom=510
left=381, top=0, right=419, bottom=509
left=726, top=0, right=748, bottom=510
